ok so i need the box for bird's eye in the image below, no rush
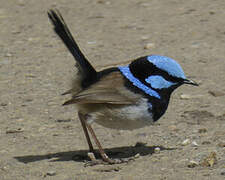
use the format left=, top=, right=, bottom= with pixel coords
left=145, top=75, right=177, bottom=89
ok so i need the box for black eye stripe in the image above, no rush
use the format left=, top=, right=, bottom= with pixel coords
left=129, top=56, right=184, bottom=83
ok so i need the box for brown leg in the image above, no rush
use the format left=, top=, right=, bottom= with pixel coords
left=86, top=123, right=114, bottom=164
left=78, top=112, right=94, bottom=152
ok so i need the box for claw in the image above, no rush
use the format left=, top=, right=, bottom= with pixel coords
left=84, top=152, right=136, bottom=166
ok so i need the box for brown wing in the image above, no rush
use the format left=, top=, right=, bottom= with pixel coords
left=63, top=71, right=139, bottom=105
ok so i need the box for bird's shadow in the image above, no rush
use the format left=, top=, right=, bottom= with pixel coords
left=14, top=143, right=176, bottom=164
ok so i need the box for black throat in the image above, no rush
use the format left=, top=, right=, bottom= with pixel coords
left=122, top=76, right=173, bottom=121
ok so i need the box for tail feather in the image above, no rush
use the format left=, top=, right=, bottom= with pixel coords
left=48, top=9, right=97, bottom=85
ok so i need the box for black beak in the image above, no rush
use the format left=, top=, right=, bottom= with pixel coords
left=183, top=79, right=199, bottom=86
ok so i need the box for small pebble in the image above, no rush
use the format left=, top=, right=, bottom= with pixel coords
left=188, top=160, right=199, bottom=168
left=6, top=128, right=24, bottom=134
left=154, top=147, right=160, bottom=154
left=180, top=94, right=203, bottom=99
left=5, top=53, right=12, bottom=57
left=134, top=153, right=140, bottom=158
left=141, top=36, right=149, bottom=40
left=180, top=94, right=192, bottom=99
left=144, top=43, right=155, bottom=49
left=181, top=139, right=191, bottom=146
left=192, top=141, right=198, bottom=147
left=87, top=41, right=96, bottom=45
left=46, top=171, right=56, bottom=176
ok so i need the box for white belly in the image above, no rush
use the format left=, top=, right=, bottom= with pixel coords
left=84, top=98, right=154, bottom=130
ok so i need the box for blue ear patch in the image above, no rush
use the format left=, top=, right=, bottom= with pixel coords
left=119, top=66, right=160, bottom=99
left=147, top=55, right=186, bottom=79
left=145, top=75, right=177, bottom=89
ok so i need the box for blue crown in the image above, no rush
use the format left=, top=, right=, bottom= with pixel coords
left=147, top=55, right=186, bottom=79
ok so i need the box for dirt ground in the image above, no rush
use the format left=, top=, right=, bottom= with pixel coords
left=0, top=0, right=225, bottom=179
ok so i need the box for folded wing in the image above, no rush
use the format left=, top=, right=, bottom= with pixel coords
left=63, top=72, right=139, bottom=105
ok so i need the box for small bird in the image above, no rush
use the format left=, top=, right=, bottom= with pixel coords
left=48, top=9, right=198, bottom=164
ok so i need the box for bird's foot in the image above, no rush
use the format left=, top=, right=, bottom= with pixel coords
left=84, top=152, right=136, bottom=166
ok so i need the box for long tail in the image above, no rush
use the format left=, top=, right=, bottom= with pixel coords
left=47, top=9, right=97, bottom=86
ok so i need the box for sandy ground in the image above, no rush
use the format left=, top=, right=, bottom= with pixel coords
left=0, top=0, right=225, bottom=179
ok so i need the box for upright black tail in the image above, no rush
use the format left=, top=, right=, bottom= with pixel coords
left=48, top=9, right=97, bottom=86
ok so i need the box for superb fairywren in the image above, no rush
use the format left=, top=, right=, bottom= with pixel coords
left=48, top=10, right=198, bottom=164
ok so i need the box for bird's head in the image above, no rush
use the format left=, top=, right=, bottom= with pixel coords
left=145, top=55, right=198, bottom=88
left=120, top=55, right=198, bottom=99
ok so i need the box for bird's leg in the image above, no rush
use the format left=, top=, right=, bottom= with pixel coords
left=85, top=123, right=114, bottom=164
left=78, top=112, right=120, bottom=165
left=78, top=112, right=94, bottom=153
